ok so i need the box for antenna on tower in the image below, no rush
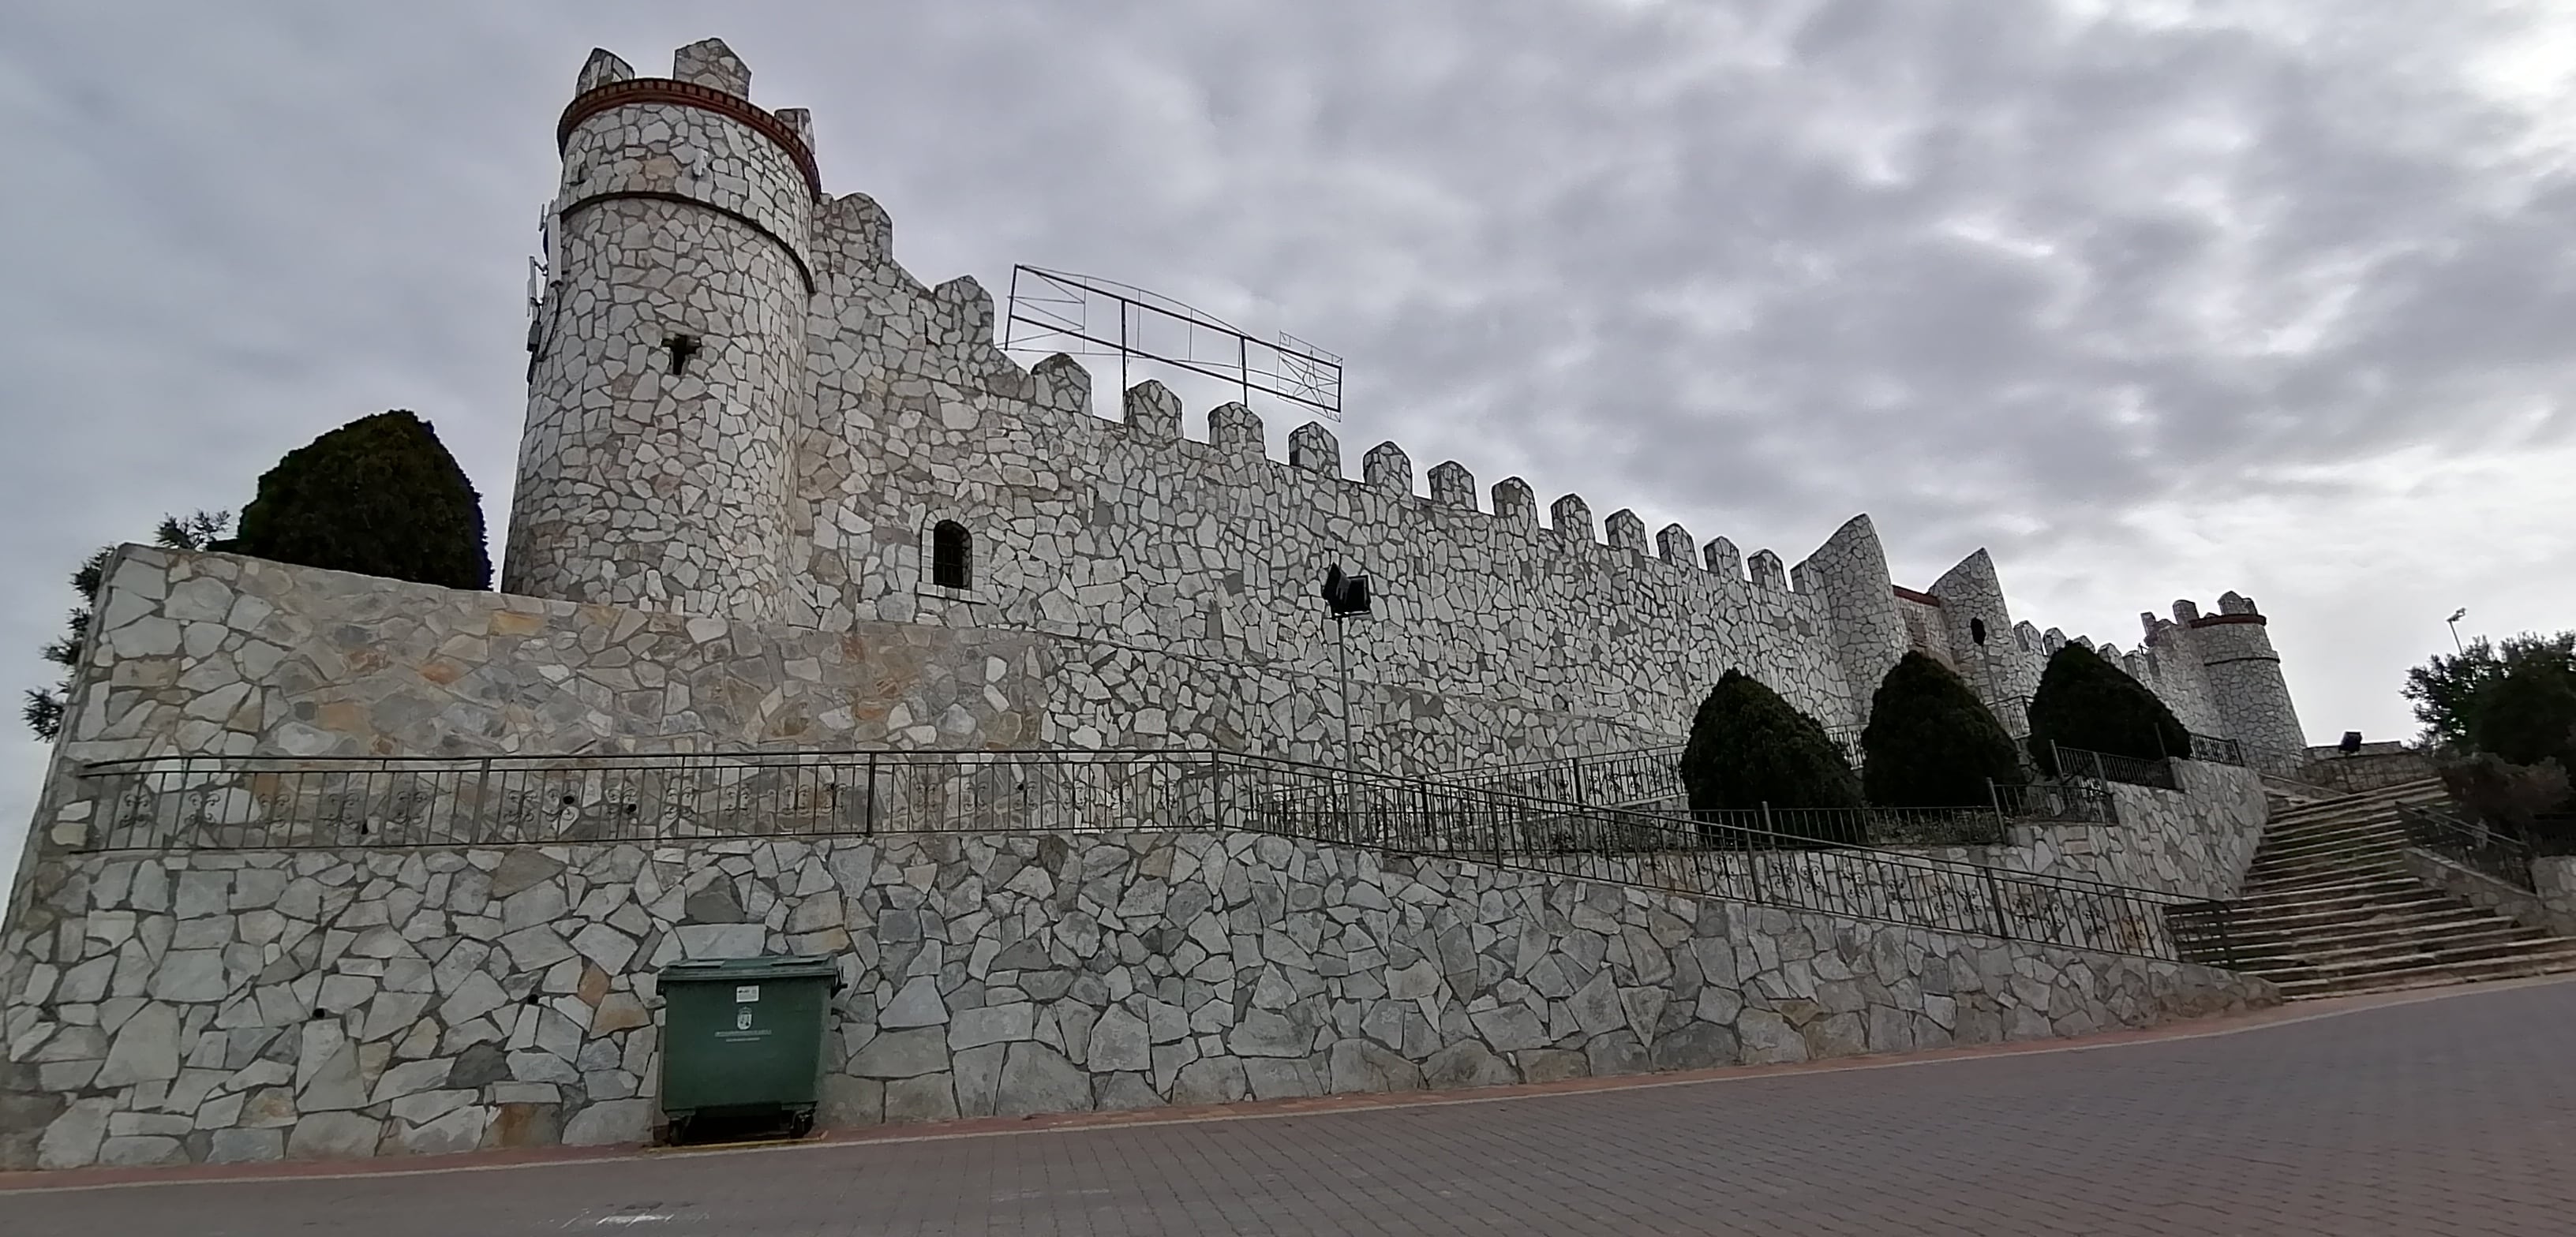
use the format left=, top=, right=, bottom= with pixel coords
left=526, top=200, right=560, bottom=377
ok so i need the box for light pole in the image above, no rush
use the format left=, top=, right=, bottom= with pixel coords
left=1319, top=564, right=1372, bottom=775
left=2447, top=607, right=2467, bottom=655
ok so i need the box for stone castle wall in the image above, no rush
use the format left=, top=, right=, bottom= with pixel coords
left=491, top=39, right=2306, bottom=768
left=0, top=827, right=2274, bottom=1170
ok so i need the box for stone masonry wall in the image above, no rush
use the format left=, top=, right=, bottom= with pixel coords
left=2399, top=850, right=2576, bottom=940
left=1919, top=761, right=2269, bottom=903
left=17, top=543, right=1672, bottom=877
left=0, top=828, right=2274, bottom=1170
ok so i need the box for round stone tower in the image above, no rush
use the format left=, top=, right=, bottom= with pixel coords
left=504, top=39, right=817, bottom=620
left=2189, top=591, right=2308, bottom=762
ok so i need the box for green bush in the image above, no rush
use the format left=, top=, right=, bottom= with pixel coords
left=2025, top=643, right=2188, bottom=774
left=2464, top=659, right=2576, bottom=770
left=1680, top=670, right=1861, bottom=843
left=2437, top=751, right=2572, bottom=834
left=227, top=411, right=492, bottom=590
left=1860, top=652, right=2025, bottom=807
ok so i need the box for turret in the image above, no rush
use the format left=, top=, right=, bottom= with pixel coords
left=1789, top=514, right=1907, bottom=725
left=504, top=39, right=818, bottom=619
left=1927, top=548, right=2038, bottom=734
left=2187, top=591, right=2307, bottom=764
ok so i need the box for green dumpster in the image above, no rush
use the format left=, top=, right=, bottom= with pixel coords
left=657, top=955, right=839, bottom=1142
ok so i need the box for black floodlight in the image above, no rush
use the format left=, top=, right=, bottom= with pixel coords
left=2338, top=731, right=2363, bottom=754
left=1320, top=564, right=1371, bottom=618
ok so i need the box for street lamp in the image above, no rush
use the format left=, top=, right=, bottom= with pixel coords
left=2447, top=607, right=2467, bottom=655
left=1319, top=564, right=1372, bottom=773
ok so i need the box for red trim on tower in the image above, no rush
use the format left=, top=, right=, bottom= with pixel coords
left=2187, top=613, right=2267, bottom=628
left=559, top=78, right=823, bottom=200
left=1891, top=585, right=1941, bottom=607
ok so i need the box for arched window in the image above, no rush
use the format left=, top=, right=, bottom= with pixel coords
left=1970, top=618, right=1989, bottom=645
left=930, top=521, right=972, bottom=590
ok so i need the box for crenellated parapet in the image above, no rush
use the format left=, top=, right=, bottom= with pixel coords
left=500, top=38, right=2309, bottom=769
left=1124, top=379, right=1184, bottom=440
left=1704, top=537, right=1743, bottom=580
left=1654, top=522, right=1694, bottom=566
left=1362, top=442, right=1413, bottom=496
left=1428, top=461, right=1476, bottom=509
left=1549, top=494, right=1594, bottom=543
left=1287, top=422, right=1340, bottom=475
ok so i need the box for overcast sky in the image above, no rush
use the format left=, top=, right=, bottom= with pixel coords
left=6, top=1, right=2574, bottom=892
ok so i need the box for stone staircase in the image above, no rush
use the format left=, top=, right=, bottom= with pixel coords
left=2180, top=779, right=2576, bottom=999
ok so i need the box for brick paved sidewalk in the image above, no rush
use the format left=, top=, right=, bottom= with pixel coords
left=9, top=975, right=2574, bottom=1235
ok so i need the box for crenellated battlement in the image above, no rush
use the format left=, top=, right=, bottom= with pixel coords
left=506, top=38, right=2308, bottom=767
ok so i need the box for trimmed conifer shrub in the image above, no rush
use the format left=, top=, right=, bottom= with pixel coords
left=2024, top=643, right=2188, bottom=773
left=227, top=411, right=492, bottom=590
left=1679, top=670, right=1862, bottom=842
left=1859, top=652, right=2024, bottom=807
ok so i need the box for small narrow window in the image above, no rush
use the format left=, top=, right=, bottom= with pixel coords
left=1970, top=618, right=1989, bottom=645
left=931, top=521, right=972, bottom=590
left=665, top=333, right=700, bottom=376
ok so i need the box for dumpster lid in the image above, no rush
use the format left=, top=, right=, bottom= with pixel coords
left=659, top=955, right=840, bottom=983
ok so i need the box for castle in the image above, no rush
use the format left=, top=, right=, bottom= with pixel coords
left=0, top=39, right=2300, bottom=1170
left=505, top=38, right=2308, bottom=770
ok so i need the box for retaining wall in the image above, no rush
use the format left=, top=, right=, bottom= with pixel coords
left=0, top=828, right=2271, bottom=1171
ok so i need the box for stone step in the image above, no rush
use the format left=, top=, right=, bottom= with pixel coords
left=2267, top=945, right=2576, bottom=1000
left=2258, top=812, right=2408, bottom=839
left=2246, top=855, right=2401, bottom=886
left=2207, top=906, right=2512, bottom=949
left=2226, top=876, right=2421, bottom=912
left=2216, top=909, right=2485, bottom=948
left=2177, top=882, right=2449, bottom=921
left=2245, top=854, right=2411, bottom=886
left=2248, top=932, right=2576, bottom=982
left=2255, top=817, right=2409, bottom=851
left=2224, top=924, right=2555, bottom=973
left=2260, top=790, right=2445, bottom=833
left=2224, top=891, right=2457, bottom=926
left=2252, top=839, right=2406, bottom=871
left=2238, top=858, right=2413, bottom=888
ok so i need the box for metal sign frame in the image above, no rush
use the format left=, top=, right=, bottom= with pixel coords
left=1002, top=265, right=1342, bottom=421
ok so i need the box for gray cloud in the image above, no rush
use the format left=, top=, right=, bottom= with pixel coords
left=7, top=0, right=2574, bottom=888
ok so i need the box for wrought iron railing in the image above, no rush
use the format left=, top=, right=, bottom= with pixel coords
left=1991, top=778, right=2118, bottom=826
left=1251, top=765, right=2218, bottom=962
left=1433, top=746, right=1685, bottom=809
left=2049, top=742, right=2179, bottom=791
left=67, top=748, right=2229, bottom=962
left=2396, top=802, right=2535, bottom=891
left=2185, top=733, right=2245, bottom=766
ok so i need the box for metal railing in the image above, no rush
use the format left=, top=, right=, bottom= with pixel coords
left=1252, top=764, right=2218, bottom=962
left=1992, top=778, right=2118, bottom=826
left=72, top=750, right=1253, bottom=851
left=2049, top=742, right=2179, bottom=791
left=2396, top=802, right=2535, bottom=891
left=2185, top=734, right=2245, bottom=766
left=68, top=747, right=2228, bottom=962
left=1431, top=746, right=1685, bottom=810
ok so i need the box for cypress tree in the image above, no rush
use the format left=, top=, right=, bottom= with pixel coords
left=1859, top=652, right=2025, bottom=806
left=2024, top=643, right=2188, bottom=773
left=227, top=411, right=492, bottom=590
left=1679, top=670, right=1863, bottom=836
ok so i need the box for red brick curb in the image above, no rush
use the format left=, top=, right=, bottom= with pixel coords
left=8, top=973, right=2564, bottom=1194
